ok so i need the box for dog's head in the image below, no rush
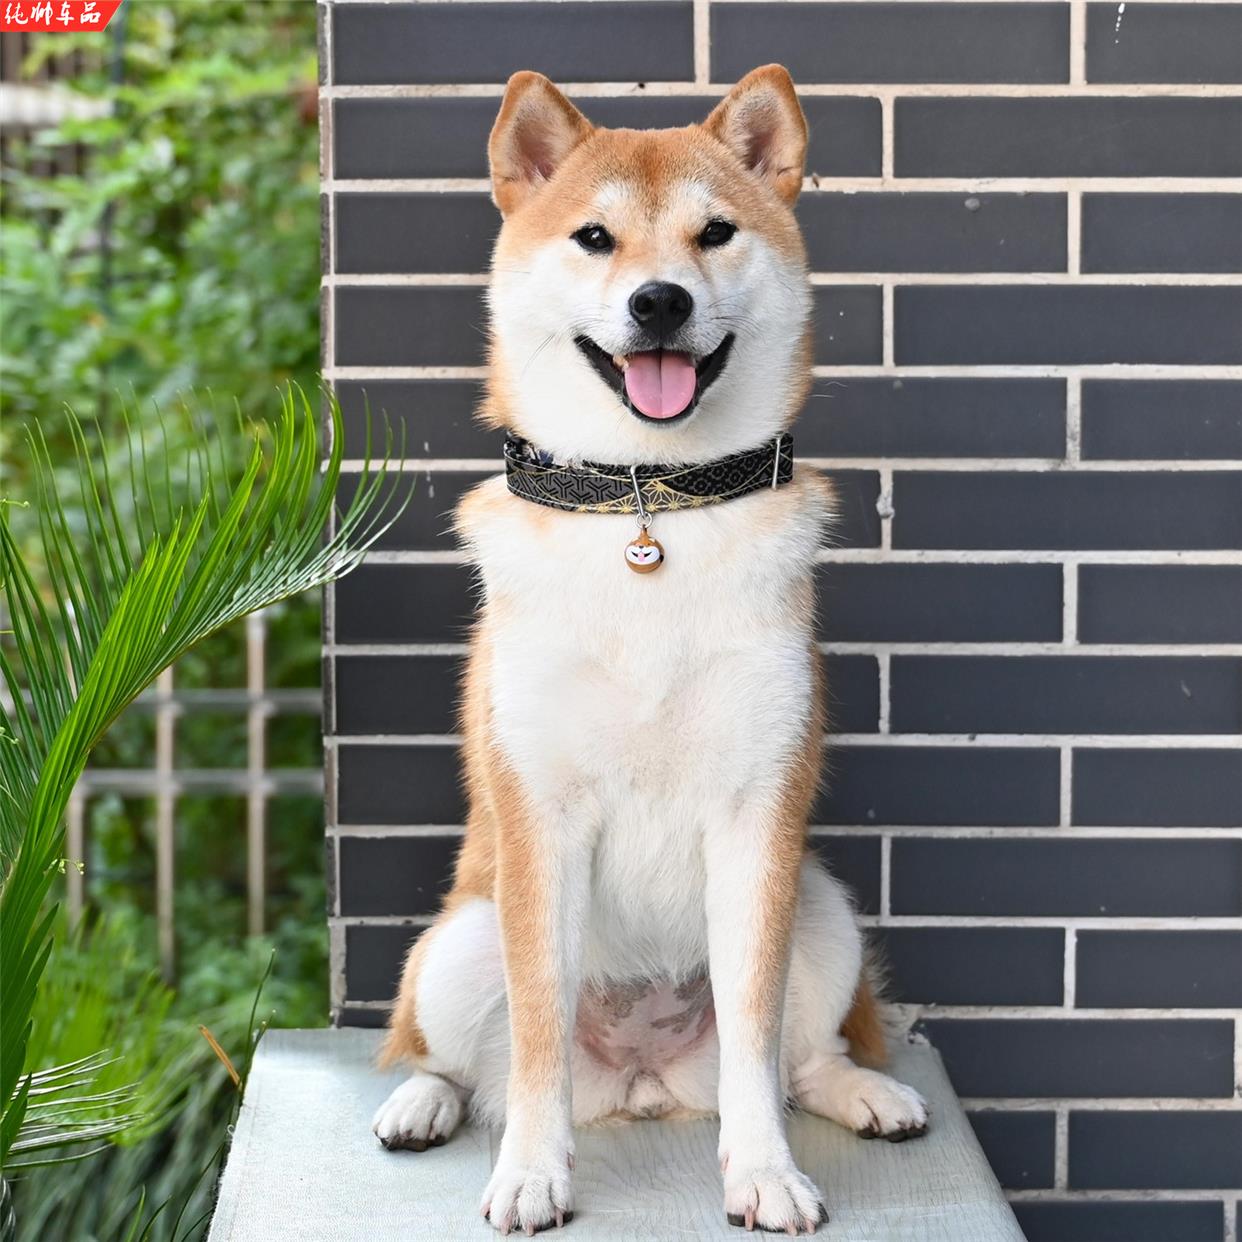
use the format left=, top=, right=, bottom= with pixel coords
left=483, top=66, right=811, bottom=465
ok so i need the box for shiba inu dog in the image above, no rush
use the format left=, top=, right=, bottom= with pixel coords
left=371, top=65, right=928, bottom=1235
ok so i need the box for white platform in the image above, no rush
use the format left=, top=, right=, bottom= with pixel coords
left=207, top=1028, right=1023, bottom=1241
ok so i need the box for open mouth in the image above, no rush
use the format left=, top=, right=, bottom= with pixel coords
left=574, top=334, right=735, bottom=425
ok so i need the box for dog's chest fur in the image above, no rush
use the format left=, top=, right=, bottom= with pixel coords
left=459, top=472, right=831, bottom=980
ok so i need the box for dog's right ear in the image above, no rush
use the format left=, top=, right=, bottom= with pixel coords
left=488, top=72, right=594, bottom=217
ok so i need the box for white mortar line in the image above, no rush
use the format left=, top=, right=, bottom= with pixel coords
left=326, top=363, right=1242, bottom=380
left=879, top=835, right=892, bottom=921
left=1064, top=928, right=1078, bottom=1010
left=1062, top=564, right=1079, bottom=646
left=329, top=730, right=1242, bottom=749
left=328, top=176, right=1242, bottom=194
left=970, top=1101, right=1242, bottom=1114
left=329, top=641, right=1242, bottom=658
left=1060, top=747, right=1074, bottom=829
left=323, top=82, right=1242, bottom=100
left=355, top=548, right=1242, bottom=566
left=1067, top=188, right=1083, bottom=276
left=325, top=270, right=1242, bottom=287
left=334, top=907, right=1242, bottom=934
left=339, top=456, right=1241, bottom=473
left=1054, top=1107, right=1070, bottom=1189
left=327, top=822, right=1242, bottom=842
left=881, top=283, right=894, bottom=366
left=877, top=653, right=892, bottom=734
left=692, top=0, right=709, bottom=85
left=880, top=95, right=894, bottom=179
left=1070, top=0, right=1088, bottom=86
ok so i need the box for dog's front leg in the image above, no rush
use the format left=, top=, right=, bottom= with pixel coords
left=707, top=806, right=827, bottom=1235
left=482, top=778, right=590, bottom=1235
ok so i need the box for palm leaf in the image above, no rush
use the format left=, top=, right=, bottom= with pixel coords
left=0, top=384, right=405, bottom=1179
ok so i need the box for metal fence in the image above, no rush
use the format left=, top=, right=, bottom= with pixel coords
left=65, top=609, right=322, bottom=979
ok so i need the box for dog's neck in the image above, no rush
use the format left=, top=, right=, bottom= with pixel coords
left=502, top=432, right=795, bottom=516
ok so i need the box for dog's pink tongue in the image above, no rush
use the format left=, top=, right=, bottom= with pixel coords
left=623, top=350, right=697, bottom=419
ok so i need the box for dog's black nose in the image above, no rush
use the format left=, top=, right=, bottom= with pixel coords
left=628, top=281, right=694, bottom=337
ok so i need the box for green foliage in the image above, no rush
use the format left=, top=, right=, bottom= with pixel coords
left=0, top=0, right=319, bottom=427
left=13, top=911, right=311, bottom=1242
left=0, top=385, right=401, bottom=1217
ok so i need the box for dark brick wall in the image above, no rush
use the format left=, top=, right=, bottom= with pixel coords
left=320, top=3, right=1242, bottom=1233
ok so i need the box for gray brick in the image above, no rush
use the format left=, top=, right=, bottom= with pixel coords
left=1087, top=2, right=1242, bottom=84
left=798, top=378, right=1066, bottom=460
left=822, top=655, right=879, bottom=734
left=338, top=743, right=463, bottom=826
left=1077, top=931, right=1242, bottom=1009
left=333, top=95, right=881, bottom=181
left=818, top=563, right=1064, bottom=643
left=890, top=656, right=1242, bottom=735
left=895, top=286, right=1242, bottom=365
left=335, top=380, right=496, bottom=460
left=798, top=192, right=1066, bottom=273
left=335, top=564, right=478, bottom=645
left=892, top=471, right=1242, bottom=551
left=824, top=471, right=882, bottom=547
left=876, top=927, right=1064, bottom=1006
left=1082, top=194, right=1242, bottom=274
left=814, top=746, right=1059, bottom=827
left=334, top=286, right=879, bottom=369
left=1074, top=749, right=1242, bottom=828
left=812, top=286, right=882, bottom=365
left=344, top=923, right=419, bottom=1002
left=1070, top=1112, right=1242, bottom=1188
left=809, top=835, right=881, bottom=914
left=890, top=838, right=1242, bottom=917
left=712, top=3, right=1069, bottom=84
left=1014, top=1200, right=1225, bottom=1242
left=1080, top=380, right=1242, bottom=460
left=338, top=835, right=459, bottom=916
left=1078, top=565, right=1242, bottom=644
left=333, top=2, right=693, bottom=86
left=967, top=1111, right=1056, bottom=1190
left=336, top=1007, right=389, bottom=1030
left=921, top=1018, right=1236, bottom=1098
left=354, top=470, right=485, bottom=552
left=335, top=287, right=488, bottom=368
left=336, top=193, right=497, bottom=274
left=896, top=98, right=1242, bottom=177
left=334, top=655, right=463, bottom=736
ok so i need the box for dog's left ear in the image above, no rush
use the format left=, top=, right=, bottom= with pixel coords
left=702, top=65, right=807, bottom=205
left=489, top=72, right=594, bottom=217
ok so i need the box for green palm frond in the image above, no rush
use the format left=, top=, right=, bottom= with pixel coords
left=0, top=384, right=405, bottom=1178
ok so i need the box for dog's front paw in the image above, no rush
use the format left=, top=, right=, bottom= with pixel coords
left=482, top=1139, right=574, bottom=1235
left=721, top=1151, right=827, bottom=1236
left=372, top=1072, right=463, bottom=1151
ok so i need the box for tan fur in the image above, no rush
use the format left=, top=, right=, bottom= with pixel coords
left=841, top=975, right=889, bottom=1069
left=741, top=649, right=825, bottom=1041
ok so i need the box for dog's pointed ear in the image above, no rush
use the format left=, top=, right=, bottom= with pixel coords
left=489, top=72, right=594, bottom=217
left=702, top=65, right=807, bottom=205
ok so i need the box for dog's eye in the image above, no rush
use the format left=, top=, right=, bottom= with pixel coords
left=698, top=219, right=737, bottom=249
left=572, top=224, right=615, bottom=254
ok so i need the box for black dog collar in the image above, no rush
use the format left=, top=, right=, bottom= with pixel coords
left=503, top=433, right=795, bottom=516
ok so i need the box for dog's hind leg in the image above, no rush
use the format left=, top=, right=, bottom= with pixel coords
left=372, top=897, right=510, bottom=1148
left=782, top=858, right=929, bottom=1141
